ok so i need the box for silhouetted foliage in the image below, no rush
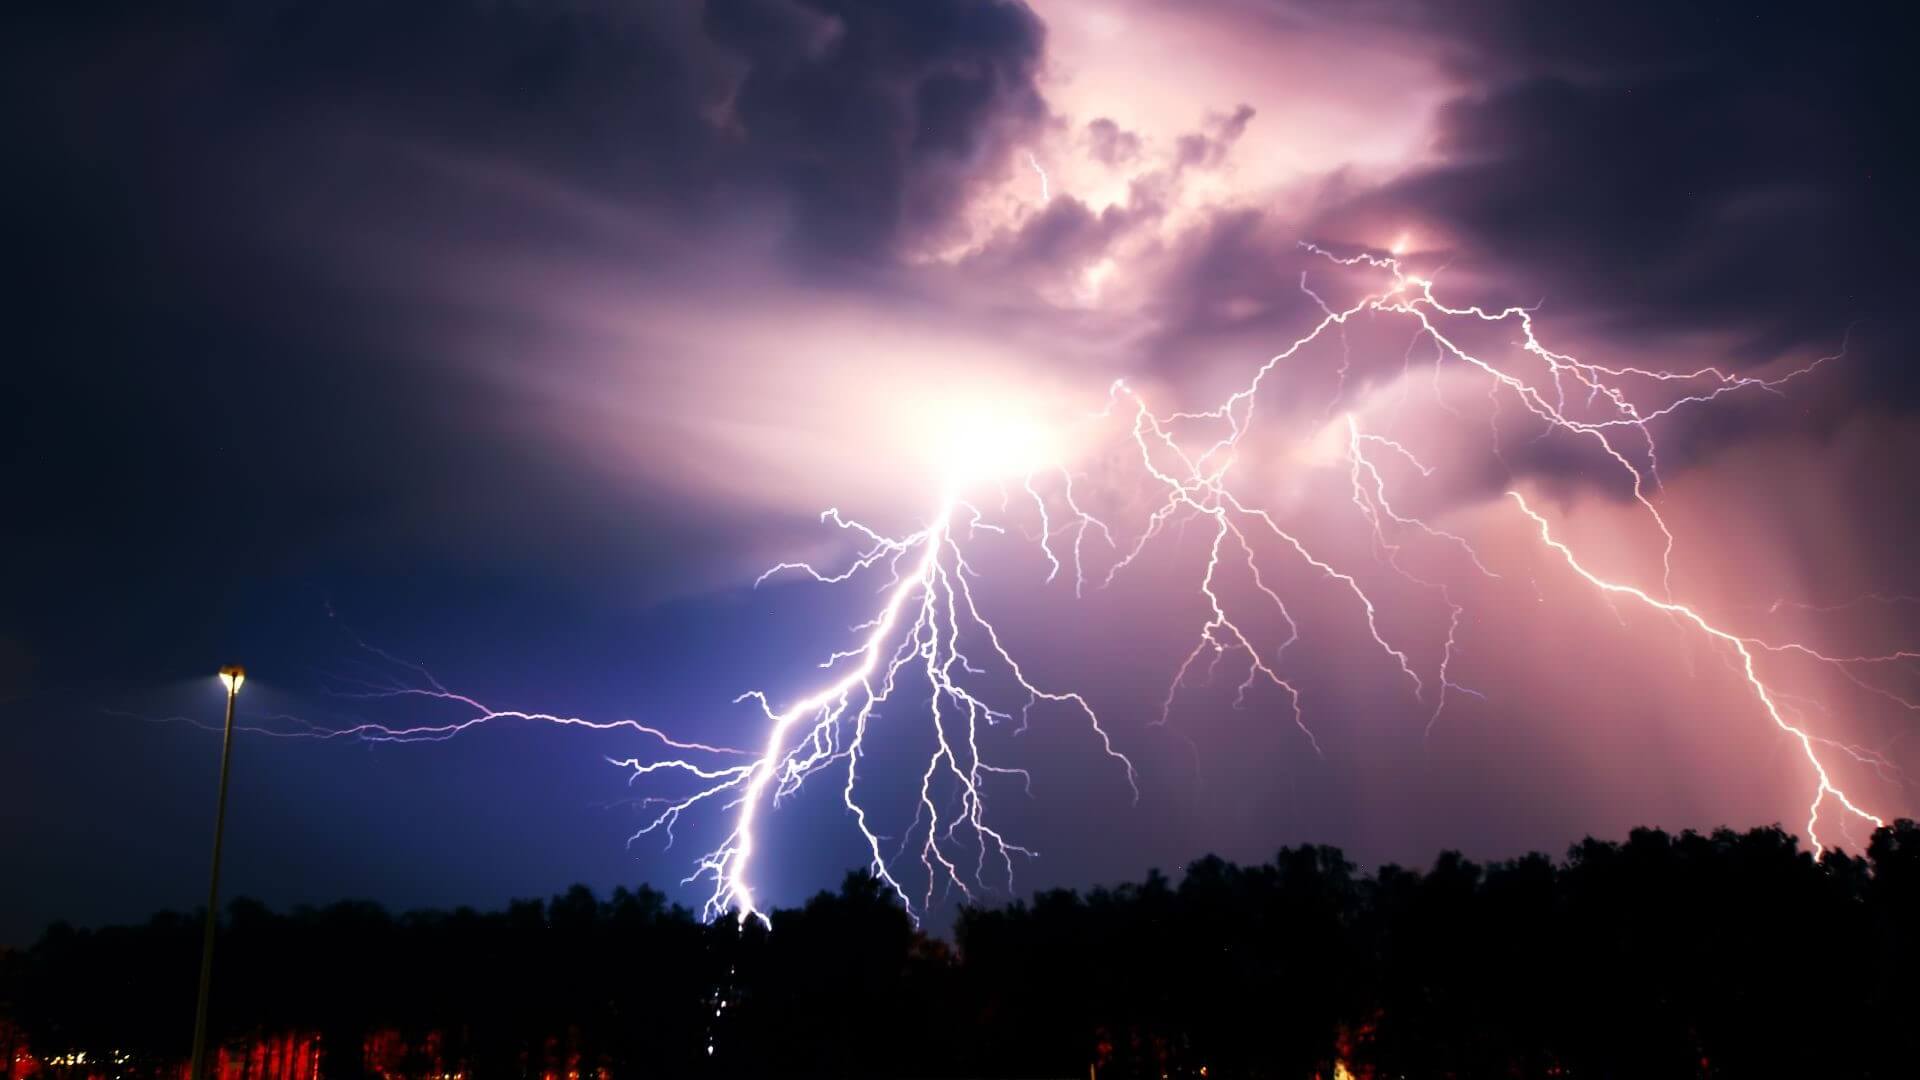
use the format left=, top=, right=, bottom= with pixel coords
left=4, top=822, right=1916, bottom=1078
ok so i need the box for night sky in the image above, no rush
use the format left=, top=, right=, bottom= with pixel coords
left=6, top=0, right=1919, bottom=944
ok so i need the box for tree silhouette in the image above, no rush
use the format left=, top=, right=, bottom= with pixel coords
left=5, top=821, right=1916, bottom=1078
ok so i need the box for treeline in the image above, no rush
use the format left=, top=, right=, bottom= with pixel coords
left=4, top=821, right=1917, bottom=1079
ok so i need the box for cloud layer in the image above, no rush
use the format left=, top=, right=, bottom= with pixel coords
left=4, top=0, right=1917, bottom=938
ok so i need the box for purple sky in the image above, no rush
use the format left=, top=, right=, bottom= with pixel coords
left=4, top=0, right=1918, bottom=940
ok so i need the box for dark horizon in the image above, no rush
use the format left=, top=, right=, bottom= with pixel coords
left=7, top=819, right=1918, bottom=1079
left=19, top=816, right=1905, bottom=943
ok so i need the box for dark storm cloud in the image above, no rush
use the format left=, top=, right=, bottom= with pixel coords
left=1146, top=206, right=1305, bottom=338
left=1317, top=1, right=1920, bottom=391
left=1086, top=118, right=1142, bottom=166
left=969, top=195, right=1133, bottom=270
left=12, top=0, right=1048, bottom=264
left=0, top=0, right=1054, bottom=698
left=702, top=0, right=1049, bottom=258
left=1080, top=0, right=1920, bottom=506
left=1173, top=103, right=1254, bottom=170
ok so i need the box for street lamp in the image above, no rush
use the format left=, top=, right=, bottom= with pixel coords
left=189, top=666, right=245, bottom=1080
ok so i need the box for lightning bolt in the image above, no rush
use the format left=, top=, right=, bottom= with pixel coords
left=1508, top=491, right=1885, bottom=854
left=189, top=239, right=1906, bottom=925
left=681, top=497, right=1136, bottom=924
left=1027, top=152, right=1051, bottom=202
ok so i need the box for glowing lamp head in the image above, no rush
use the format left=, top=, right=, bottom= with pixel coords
left=218, top=665, right=246, bottom=694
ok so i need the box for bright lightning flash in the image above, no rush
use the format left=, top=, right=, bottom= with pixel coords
left=222, top=241, right=1908, bottom=925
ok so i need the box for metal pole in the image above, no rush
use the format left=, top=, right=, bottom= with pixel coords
left=188, top=680, right=240, bottom=1080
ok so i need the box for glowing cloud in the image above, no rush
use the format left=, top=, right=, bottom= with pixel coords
left=251, top=243, right=1901, bottom=926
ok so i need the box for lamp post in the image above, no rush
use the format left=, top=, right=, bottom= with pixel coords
left=189, top=666, right=244, bottom=1080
